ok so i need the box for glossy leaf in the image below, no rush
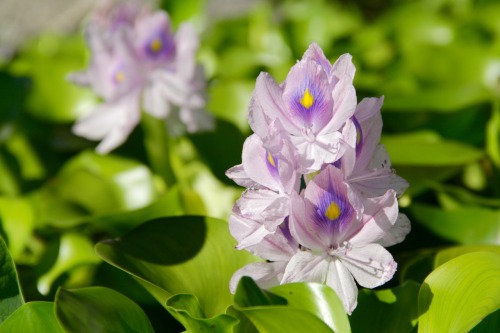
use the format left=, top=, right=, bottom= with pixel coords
left=0, top=302, right=64, bottom=333
left=350, top=281, right=420, bottom=333
left=95, top=216, right=259, bottom=317
left=0, top=237, right=24, bottom=323
left=418, top=252, right=500, bottom=332
left=55, top=287, right=154, bottom=333
left=410, top=203, right=500, bottom=244
left=233, top=277, right=346, bottom=333
left=382, top=131, right=484, bottom=166
left=270, top=283, right=350, bottom=333
left=166, top=294, right=238, bottom=333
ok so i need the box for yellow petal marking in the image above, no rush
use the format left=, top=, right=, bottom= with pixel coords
left=115, top=71, right=125, bottom=83
left=150, top=38, right=163, bottom=53
left=325, top=201, right=341, bottom=220
left=300, top=88, right=314, bottom=109
left=267, top=152, right=276, bottom=167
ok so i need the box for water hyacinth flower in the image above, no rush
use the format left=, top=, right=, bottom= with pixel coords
left=70, top=1, right=213, bottom=153
left=228, top=43, right=410, bottom=314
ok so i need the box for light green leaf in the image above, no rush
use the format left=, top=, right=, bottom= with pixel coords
left=269, top=283, right=350, bottom=333
left=434, top=245, right=500, bottom=268
left=232, top=277, right=345, bottom=333
left=166, top=294, right=238, bottom=333
left=382, top=131, right=484, bottom=166
left=8, top=34, right=97, bottom=122
left=95, top=216, right=260, bottom=317
left=410, top=203, right=500, bottom=244
left=0, top=237, right=24, bottom=323
left=55, top=287, right=154, bottom=333
left=350, top=281, right=420, bottom=333
left=418, top=252, right=500, bottom=333
left=0, top=302, right=64, bottom=333
left=44, top=151, right=157, bottom=220
left=37, top=233, right=100, bottom=296
left=0, top=197, right=35, bottom=259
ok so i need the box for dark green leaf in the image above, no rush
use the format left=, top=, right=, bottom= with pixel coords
left=55, top=286, right=154, bottom=333
left=0, top=237, right=24, bottom=323
left=350, top=281, right=420, bottom=333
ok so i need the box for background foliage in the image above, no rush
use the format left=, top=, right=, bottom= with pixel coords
left=0, top=0, right=499, bottom=332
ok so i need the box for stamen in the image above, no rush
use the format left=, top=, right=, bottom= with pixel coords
left=300, top=88, right=314, bottom=109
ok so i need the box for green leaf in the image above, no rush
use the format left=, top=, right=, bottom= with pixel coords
left=0, top=302, right=64, bottom=333
left=269, top=283, right=350, bottom=333
left=0, top=237, right=24, bottom=323
left=418, top=252, right=500, bottom=332
left=44, top=151, right=157, bottom=220
left=95, top=216, right=259, bottom=317
left=410, top=203, right=500, bottom=244
left=37, top=233, right=100, bottom=295
left=8, top=34, right=97, bottom=122
left=434, top=245, right=500, bottom=268
left=238, top=307, right=334, bottom=333
left=382, top=131, right=484, bottom=166
left=166, top=294, right=239, bottom=333
left=232, top=278, right=347, bottom=333
left=0, top=196, right=35, bottom=259
left=55, top=286, right=154, bottom=333
left=350, top=281, right=420, bottom=333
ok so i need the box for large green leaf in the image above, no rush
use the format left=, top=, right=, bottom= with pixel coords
left=269, top=283, right=350, bottom=333
left=382, top=131, right=484, bottom=166
left=410, top=203, right=500, bottom=244
left=0, top=237, right=24, bottom=323
left=350, top=281, right=420, bottom=333
left=95, top=216, right=259, bottom=317
left=166, top=294, right=239, bottom=332
left=434, top=245, right=500, bottom=268
left=418, top=252, right=500, bottom=332
left=0, top=302, right=64, bottom=333
left=55, top=286, right=154, bottom=333
left=232, top=277, right=346, bottom=333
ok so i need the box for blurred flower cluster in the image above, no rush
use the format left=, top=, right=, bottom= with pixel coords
left=227, top=43, right=410, bottom=313
left=69, top=1, right=213, bottom=153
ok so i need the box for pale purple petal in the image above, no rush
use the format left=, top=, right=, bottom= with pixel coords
left=302, top=42, right=332, bottom=74
left=73, top=92, right=141, bottom=154
left=338, top=243, right=397, bottom=289
left=250, top=73, right=298, bottom=136
left=321, top=77, right=357, bottom=134
left=230, top=261, right=287, bottom=294
left=175, top=23, right=199, bottom=80
left=282, top=58, right=333, bottom=131
left=348, top=189, right=399, bottom=246
left=281, top=251, right=330, bottom=284
left=247, top=221, right=298, bottom=261
left=378, top=213, right=411, bottom=247
left=225, top=165, right=262, bottom=189
left=242, top=134, right=283, bottom=192
left=325, top=258, right=358, bottom=315
left=330, top=53, right=356, bottom=83
left=134, top=11, right=175, bottom=63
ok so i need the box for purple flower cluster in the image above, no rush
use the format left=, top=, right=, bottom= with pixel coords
left=227, top=43, right=410, bottom=314
left=70, top=1, right=213, bottom=153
